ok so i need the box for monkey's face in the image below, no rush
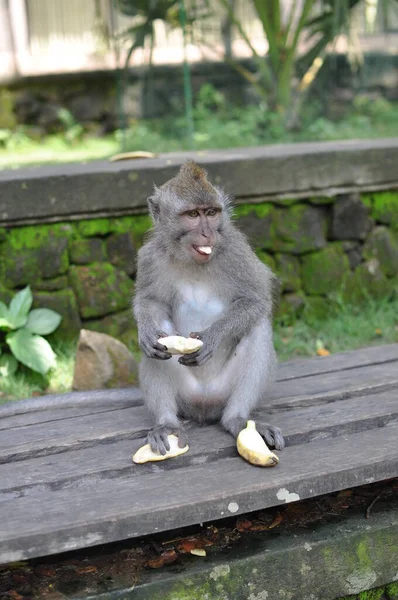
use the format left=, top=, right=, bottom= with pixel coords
left=178, top=206, right=222, bottom=264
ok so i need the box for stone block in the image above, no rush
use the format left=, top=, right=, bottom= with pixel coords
left=255, top=250, right=276, bottom=271
left=72, top=329, right=138, bottom=390
left=363, top=227, right=398, bottom=277
left=0, top=224, right=71, bottom=287
left=32, top=276, right=69, bottom=291
left=342, top=241, right=363, bottom=270
left=106, top=232, right=137, bottom=276
left=275, top=253, right=301, bottom=292
left=301, top=244, right=350, bottom=295
left=304, top=296, right=336, bottom=324
left=365, top=191, right=398, bottom=229
left=330, top=193, right=373, bottom=241
left=69, top=238, right=106, bottom=264
left=83, top=310, right=139, bottom=353
left=234, top=203, right=276, bottom=250
left=33, top=289, right=82, bottom=339
left=272, top=204, right=327, bottom=254
left=342, top=261, right=394, bottom=304
left=69, top=263, right=133, bottom=319
left=276, top=292, right=306, bottom=324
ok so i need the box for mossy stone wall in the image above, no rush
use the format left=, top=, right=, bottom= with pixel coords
left=0, top=190, right=397, bottom=347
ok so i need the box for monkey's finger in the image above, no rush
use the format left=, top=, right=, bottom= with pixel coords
left=189, top=331, right=202, bottom=339
left=159, top=430, right=171, bottom=453
left=177, top=429, right=188, bottom=448
left=152, top=349, right=172, bottom=360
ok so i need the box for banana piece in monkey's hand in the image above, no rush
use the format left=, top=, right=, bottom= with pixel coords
left=157, top=335, right=203, bottom=355
left=237, top=420, right=279, bottom=467
left=133, top=434, right=189, bottom=464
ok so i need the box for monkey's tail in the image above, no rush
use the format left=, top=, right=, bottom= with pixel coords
left=0, top=388, right=144, bottom=418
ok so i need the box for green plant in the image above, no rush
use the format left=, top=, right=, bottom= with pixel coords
left=0, top=286, right=62, bottom=376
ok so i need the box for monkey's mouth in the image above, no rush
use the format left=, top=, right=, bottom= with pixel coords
left=193, top=245, right=213, bottom=257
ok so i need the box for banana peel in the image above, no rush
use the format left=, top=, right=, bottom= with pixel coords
left=237, top=420, right=279, bottom=467
left=158, top=335, right=203, bottom=355
left=133, top=434, right=189, bottom=464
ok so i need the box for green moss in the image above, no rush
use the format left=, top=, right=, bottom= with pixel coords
left=233, top=202, right=273, bottom=219
left=369, top=191, right=398, bottom=229
left=6, top=223, right=74, bottom=251
left=256, top=250, right=276, bottom=271
left=301, top=244, right=350, bottom=295
left=386, top=582, right=398, bottom=600
left=271, top=204, right=327, bottom=254
left=77, top=218, right=112, bottom=237
left=129, top=214, right=153, bottom=248
left=0, top=89, right=17, bottom=129
left=303, top=296, right=336, bottom=324
left=358, top=587, right=386, bottom=600
left=69, top=238, right=106, bottom=264
left=360, top=193, right=373, bottom=210
left=275, top=253, right=301, bottom=292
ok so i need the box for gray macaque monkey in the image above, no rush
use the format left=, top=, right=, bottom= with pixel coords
left=134, top=161, right=285, bottom=455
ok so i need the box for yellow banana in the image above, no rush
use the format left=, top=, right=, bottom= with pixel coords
left=157, top=335, right=203, bottom=355
left=236, top=420, right=279, bottom=467
left=133, top=434, right=189, bottom=464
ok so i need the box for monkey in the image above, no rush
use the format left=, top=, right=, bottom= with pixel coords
left=133, top=161, right=285, bottom=455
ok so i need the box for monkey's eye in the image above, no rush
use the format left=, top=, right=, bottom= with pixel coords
left=187, top=210, right=199, bottom=218
left=206, top=208, right=218, bottom=217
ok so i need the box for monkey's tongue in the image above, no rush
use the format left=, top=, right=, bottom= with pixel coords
left=195, top=246, right=212, bottom=255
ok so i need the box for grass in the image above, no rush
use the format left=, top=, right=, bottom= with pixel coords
left=1, top=92, right=398, bottom=170
left=1, top=297, right=398, bottom=403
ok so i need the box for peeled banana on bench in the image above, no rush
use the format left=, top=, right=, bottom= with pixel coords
left=237, top=420, right=279, bottom=467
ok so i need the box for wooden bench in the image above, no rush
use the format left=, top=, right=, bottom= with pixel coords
left=1, top=343, right=398, bottom=566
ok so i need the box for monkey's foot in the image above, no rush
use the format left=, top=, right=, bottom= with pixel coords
left=222, top=417, right=285, bottom=451
left=146, top=425, right=188, bottom=455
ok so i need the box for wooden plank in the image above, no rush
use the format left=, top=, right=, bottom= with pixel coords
left=2, top=359, right=398, bottom=464
left=276, top=343, right=398, bottom=381
left=1, top=423, right=398, bottom=563
left=1, top=389, right=397, bottom=494
left=1, top=345, right=397, bottom=429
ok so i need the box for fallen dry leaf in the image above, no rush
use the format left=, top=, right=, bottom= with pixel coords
left=146, top=550, right=178, bottom=569
left=76, top=566, right=98, bottom=574
left=317, top=348, right=330, bottom=357
left=268, top=513, right=283, bottom=529
left=236, top=518, right=253, bottom=532
left=375, top=328, right=382, bottom=336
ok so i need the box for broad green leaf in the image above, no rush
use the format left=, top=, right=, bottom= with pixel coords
left=26, top=309, right=62, bottom=335
left=0, top=353, right=18, bottom=377
left=0, top=301, right=9, bottom=319
left=0, top=318, right=13, bottom=330
left=8, top=286, right=33, bottom=329
left=6, top=329, right=57, bottom=375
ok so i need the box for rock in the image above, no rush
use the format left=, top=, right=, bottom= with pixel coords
left=341, top=241, right=363, bottom=270
left=106, top=232, right=137, bottom=276
left=234, top=203, right=275, bottom=250
left=272, top=204, right=327, bottom=254
left=37, top=103, right=64, bottom=133
left=83, top=309, right=139, bottom=352
left=255, top=250, right=276, bottom=271
left=365, top=191, right=398, bottom=228
left=72, top=329, right=138, bottom=390
left=275, top=254, right=301, bottom=292
left=0, top=225, right=69, bottom=287
left=69, top=238, right=106, bottom=264
left=68, top=93, right=107, bottom=123
left=342, top=260, right=394, bottom=304
left=14, top=90, right=42, bottom=125
left=32, top=276, right=69, bottom=291
left=363, top=227, right=398, bottom=277
left=68, top=263, right=133, bottom=318
left=33, top=289, right=82, bottom=339
left=276, top=292, right=306, bottom=324
left=301, top=244, right=350, bottom=295
left=330, top=193, right=373, bottom=240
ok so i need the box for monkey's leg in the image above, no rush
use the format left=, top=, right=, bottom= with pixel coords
left=220, top=320, right=285, bottom=450
left=139, top=357, right=188, bottom=455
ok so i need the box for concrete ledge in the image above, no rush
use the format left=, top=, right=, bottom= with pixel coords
left=0, top=139, right=397, bottom=226
left=90, top=498, right=398, bottom=600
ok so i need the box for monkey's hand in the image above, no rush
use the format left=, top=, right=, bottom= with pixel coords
left=139, top=328, right=172, bottom=360
left=178, top=331, right=215, bottom=367
left=147, top=425, right=188, bottom=455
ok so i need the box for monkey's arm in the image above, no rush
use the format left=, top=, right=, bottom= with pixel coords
left=133, top=247, right=175, bottom=360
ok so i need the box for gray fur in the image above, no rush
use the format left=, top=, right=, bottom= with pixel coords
left=134, top=161, right=285, bottom=454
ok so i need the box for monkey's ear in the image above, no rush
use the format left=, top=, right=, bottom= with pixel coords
left=147, top=188, right=161, bottom=222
